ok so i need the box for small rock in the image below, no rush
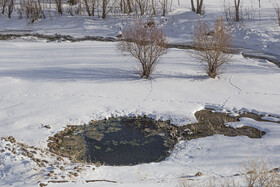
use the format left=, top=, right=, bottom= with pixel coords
left=39, top=162, right=46, bottom=167
left=1, top=137, right=8, bottom=141
left=73, top=172, right=78, bottom=177
left=30, top=150, right=37, bottom=154
left=39, top=183, right=47, bottom=187
left=116, top=32, right=122, bottom=38
left=195, top=172, right=203, bottom=177
left=47, top=171, right=54, bottom=177
left=42, top=160, right=49, bottom=164
left=42, top=124, right=51, bottom=129
left=57, top=157, right=64, bottom=161
left=8, top=136, right=16, bottom=143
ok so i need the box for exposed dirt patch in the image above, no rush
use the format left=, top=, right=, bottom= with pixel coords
left=0, top=33, right=117, bottom=42
left=184, top=109, right=268, bottom=140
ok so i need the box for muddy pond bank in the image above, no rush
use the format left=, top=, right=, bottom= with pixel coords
left=47, top=109, right=275, bottom=166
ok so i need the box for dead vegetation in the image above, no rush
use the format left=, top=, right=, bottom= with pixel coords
left=192, top=17, right=233, bottom=78
left=274, top=3, right=280, bottom=26
left=242, top=159, right=280, bottom=187
left=117, top=19, right=167, bottom=79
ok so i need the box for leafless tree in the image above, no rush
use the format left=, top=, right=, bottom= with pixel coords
left=223, top=0, right=234, bottom=23
left=192, top=17, right=232, bottom=78
left=101, top=0, right=116, bottom=18
left=133, top=0, right=148, bottom=16
left=19, top=0, right=45, bottom=22
left=1, top=0, right=8, bottom=14
left=160, top=0, right=168, bottom=16
left=190, top=0, right=195, bottom=12
left=117, top=19, right=167, bottom=79
left=54, top=0, right=63, bottom=14
left=234, top=0, right=241, bottom=22
left=190, top=0, right=203, bottom=14
left=151, top=0, right=157, bottom=15
left=275, top=3, right=280, bottom=26
left=84, top=0, right=95, bottom=16
left=7, top=0, right=14, bottom=18
left=127, top=0, right=132, bottom=13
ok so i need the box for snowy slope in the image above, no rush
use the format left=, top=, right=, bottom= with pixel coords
left=0, top=40, right=279, bottom=186
left=1, top=0, right=279, bottom=58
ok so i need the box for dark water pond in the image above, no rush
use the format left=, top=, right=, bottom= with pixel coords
left=48, top=109, right=268, bottom=166
left=49, top=117, right=177, bottom=166
left=83, top=117, right=173, bottom=165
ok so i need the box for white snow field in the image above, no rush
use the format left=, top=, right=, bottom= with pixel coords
left=0, top=0, right=280, bottom=186
left=0, top=40, right=279, bottom=187
left=1, top=0, right=280, bottom=59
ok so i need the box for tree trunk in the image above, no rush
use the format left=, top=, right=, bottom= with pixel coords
left=102, top=0, right=106, bottom=18
left=84, top=0, right=91, bottom=16
left=91, top=0, right=95, bottom=16
left=234, top=0, right=240, bottom=22
left=196, top=0, right=203, bottom=14
left=7, top=0, right=14, bottom=18
left=127, top=0, right=132, bottom=13
left=2, top=0, right=7, bottom=14
left=152, top=0, right=156, bottom=15
left=190, top=0, right=195, bottom=12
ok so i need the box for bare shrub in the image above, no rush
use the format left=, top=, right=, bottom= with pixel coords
left=275, top=3, right=280, bottom=26
left=66, top=4, right=74, bottom=16
left=220, top=177, right=239, bottom=187
left=223, top=0, right=235, bottom=23
left=242, top=159, right=280, bottom=187
left=18, top=0, right=45, bottom=22
left=243, top=5, right=256, bottom=20
left=101, top=0, right=116, bottom=18
left=117, top=19, right=167, bottom=79
left=192, top=17, right=232, bottom=78
left=133, top=0, right=149, bottom=16
left=74, top=0, right=82, bottom=15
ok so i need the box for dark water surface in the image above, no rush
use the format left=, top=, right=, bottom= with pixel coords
left=83, top=117, right=175, bottom=165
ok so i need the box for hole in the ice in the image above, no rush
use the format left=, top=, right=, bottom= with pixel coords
left=48, top=116, right=178, bottom=166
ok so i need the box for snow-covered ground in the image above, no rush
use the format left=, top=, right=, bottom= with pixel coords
left=1, top=0, right=280, bottom=58
left=0, top=40, right=279, bottom=186
left=1, top=0, right=280, bottom=186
